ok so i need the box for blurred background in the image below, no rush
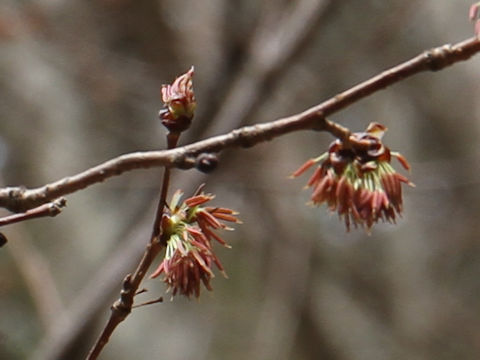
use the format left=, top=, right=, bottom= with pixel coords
left=1, top=0, right=480, bottom=359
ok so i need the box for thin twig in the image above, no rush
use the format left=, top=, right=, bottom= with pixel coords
left=0, top=198, right=66, bottom=227
left=86, top=132, right=180, bottom=360
left=151, top=132, right=179, bottom=241
left=84, top=215, right=165, bottom=360
left=0, top=37, right=479, bottom=215
left=132, top=296, right=163, bottom=309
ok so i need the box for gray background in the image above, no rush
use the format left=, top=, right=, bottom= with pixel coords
left=1, top=1, right=480, bottom=359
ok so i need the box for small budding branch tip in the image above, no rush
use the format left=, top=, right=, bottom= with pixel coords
left=159, top=67, right=196, bottom=133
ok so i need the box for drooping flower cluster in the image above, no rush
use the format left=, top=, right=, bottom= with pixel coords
left=151, top=189, right=240, bottom=298
left=291, top=122, right=413, bottom=231
left=470, top=2, right=480, bottom=37
left=159, top=66, right=196, bottom=133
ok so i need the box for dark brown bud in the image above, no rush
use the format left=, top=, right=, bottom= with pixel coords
left=195, top=153, right=218, bottom=173
left=0, top=233, right=7, bottom=247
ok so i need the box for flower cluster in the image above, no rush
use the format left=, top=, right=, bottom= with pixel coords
left=291, top=122, right=413, bottom=231
left=151, top=189, right=240, bottom=298
left=159, top=66, right=196, bottom=133
left=470, top=2, right=480, bottom=37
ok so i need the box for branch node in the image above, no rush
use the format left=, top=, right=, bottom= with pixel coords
left=111, top=274, right=134, bottom=318
left=49, top=198, right=67, bottom=216
left=232, top=127, right=258, bottom=148
left=424, top=44, right=456, bottom=71
left=311, top=113, right=327, bottom=131
left=3, top=186, right=27, bottom=212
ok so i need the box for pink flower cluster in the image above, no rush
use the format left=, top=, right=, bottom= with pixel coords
left=151, top=190, right=240, bottom=298
left=292, top=123, right=413, bottom=231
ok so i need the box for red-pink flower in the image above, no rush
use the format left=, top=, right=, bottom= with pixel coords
left=470, top=2, right=480, bottom=37
left=151, top=189, right=240, bottom=298
left=159, top=67, right=196, bottom=133
left=291, top=122, right=414, bottom=231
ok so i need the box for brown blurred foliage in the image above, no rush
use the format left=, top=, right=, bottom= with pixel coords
left=1, top=1, right=480, bottom=359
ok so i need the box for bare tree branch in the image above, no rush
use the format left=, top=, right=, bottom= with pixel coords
left=86, top=130, right=181, bottom=360
left=1, top=37, right=479, bottom=215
